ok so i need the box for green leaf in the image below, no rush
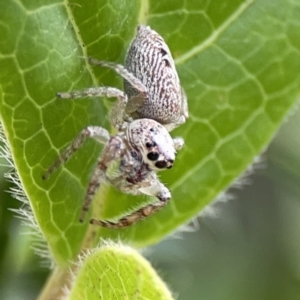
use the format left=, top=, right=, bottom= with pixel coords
left=68, top=244, right=174, bottom=300
left=1, top=0, right=300, bottom=268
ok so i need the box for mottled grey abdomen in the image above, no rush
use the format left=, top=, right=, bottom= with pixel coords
left=124, top=25, right=182, bottom=125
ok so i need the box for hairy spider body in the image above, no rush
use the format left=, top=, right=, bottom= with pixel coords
left=43, top=119, right=183, bottom=228
left=45, top=25, right=189, bottom=228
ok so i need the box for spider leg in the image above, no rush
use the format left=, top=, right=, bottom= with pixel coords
left=57, top=86, right=130, bottom=129
left=57, top=86, right=125, bottom=101
left=80, top=158, right=104, bottom=222
left=90, top=174, right=171, bottom=228
left=42, top=126, right=109, bottom=180
left=90, top=200, right=169, bottom=229
left=88, top=57, right=147, bottom=114
left=88, top=58, right=147, bottom=96
left=173, top=137, right=184, bottom=151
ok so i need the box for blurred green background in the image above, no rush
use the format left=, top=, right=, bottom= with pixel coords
left=1, top=106, right=300, bottom=299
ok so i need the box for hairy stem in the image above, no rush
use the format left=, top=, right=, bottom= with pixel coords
left=37, top=267, right=69, bottom=300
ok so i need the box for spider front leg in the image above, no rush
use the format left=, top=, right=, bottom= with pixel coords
left=43, top=126, right=111, bottom=223
left=79, top=157, right=105, bottom=222
left=42, top=126, right=110, bottom=179
left=90, top=200, right=169, bottom=229
left=90, top=175, right=171, bottom=228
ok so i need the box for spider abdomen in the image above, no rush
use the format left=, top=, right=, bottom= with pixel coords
left=125, top=25, right=183, bottom=125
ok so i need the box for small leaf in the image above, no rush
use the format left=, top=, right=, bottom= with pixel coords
left=68, top=244, right=174, bottom=300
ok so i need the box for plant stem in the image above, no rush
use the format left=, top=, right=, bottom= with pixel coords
left=37, top=266, right=69, bottom=300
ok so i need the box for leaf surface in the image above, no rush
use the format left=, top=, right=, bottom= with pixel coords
left=1, top=0, right=300, bottom=265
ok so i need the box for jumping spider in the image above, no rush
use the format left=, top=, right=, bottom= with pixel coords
left=43, top=119, right=183, bottom=228
left=58, top=25, right=188, bottom=132
left=43, top=25, right=188, bottom=228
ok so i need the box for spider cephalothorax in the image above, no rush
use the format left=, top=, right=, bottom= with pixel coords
left=127, top=118, right=176, bottom=171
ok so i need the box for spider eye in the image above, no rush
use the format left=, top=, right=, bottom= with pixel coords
left=146, top=142, right=157, bottom=148
left=145, top=142, right=156, bottom=148
left=147, top=152, right=159, bottom=161
left=155, top=161, right=168, bottom=169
